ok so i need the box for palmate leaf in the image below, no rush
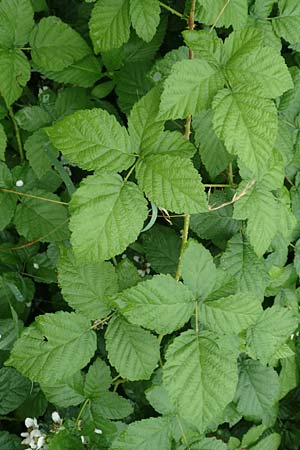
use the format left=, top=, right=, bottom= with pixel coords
left=0, top=0, right=34, bottom=47
left=105, top=315, right=160, bottom=381
left=163, top=330, right=238, bottom=431
left=272, top=0, right=300, bottom=45
left=69, top=173, right=148, bottom=262
left=200, top=293, right=263, bottom=335
left=136, top=155, right=207, bottom=214
left=47, top=108, right=134, bottom=173
left=6, top=311, right=97, bottom=384
left=246, top=305, right=298, bottom=363
left=181, top=239, right=217, bottom=299
left=110, top=417, right=172, bottom=450
left=58, top=247, right=118, bottom=320
left=212, top=87, right=278, bottom=175
left=0, top=49, right=30, bottom=106
left=130, top=0, right=160, bottom=43
left=89, top=0, right=131, bottom=53
left=114, top=274, right=195, bottom=334
left=159, top=59, right=225, bottom=120
left=223, top=28, right=293, bottom=98
left=234, top=359, right=280, bottom=425
left=30, top=17, right=92, bottom=72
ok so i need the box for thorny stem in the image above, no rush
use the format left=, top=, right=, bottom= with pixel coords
left=9, top=107, right=24, bottom=162
left=175, top=0, right=196, bottom=283
left=159, top=1, right=186, bottom=19
left=210, top=0, right=231, bottom=33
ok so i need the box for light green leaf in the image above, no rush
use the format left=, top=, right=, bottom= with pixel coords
left=89, top=0, right=130, bottom=53
left=35, top=54, right=102, bottom=88
left=234, top=359, right=280, bottom=425
left=272, top=0, right=300, bottom=45
left=14, top=190, right=69, bottom=243
left=197, top=0, right=248, bottom=29
left=15, top=106, right=52, bottom=132
left=246, top=305, right=298, bottom=363
left=163, top=330, right=238, bottom=431
left=241, top=424, right=267, bottom=448
left=0, top=0, right=34, bottom=47
left=193, top=110, right=233, bottom=179
left=253, top=0, right=276, bottom=17
left=212, top=87, right=278, bottom=175
left=116, top=258, right=140, bottom=290
left=47, top=108, right=134, bottom=173
left=251, top=433, right=281, bottom=450
left=136, top=155, right=207, bottom=214
left=130, top=0, right=160, bottom=42
left=58, top=247, right=118, bottom=320
left=182, top=30, right=223, bottom=67
left=105, top=315, right=160, bottom=381
left=69, top=173, right=148, bottom=262
left=40, top=372, right=85, bottom=408
left=6, top=311, right=97, bottom=384
left=223, top=28, right=293, bottom=98
left=149, top=130, right=196, bottom=158
left=84, top=358, right=112, bottom=398
left=159, top=59, right=225, bottom=120
left=91, top=391, right=133, bottom=420
left=24, top=129, right=58, bottom=179
left=181, top=239, right=217, bottom=299
left=0, top=367, right=31, bottom=415
left=145, top=385, right=175, bottom=415
left=0, top=123, right=6, bottom=161
left=110, top=417, right=171, bottom=450
left=0, top=49, right=30, bottom=106
left=279, top=354, right=298, bottom=399
left=114, top=274, right=195, bottom=334
left=201, top=293, right=263, bottom=335
left=128, top=86, right=164, bottom=156
left=30, top=17, right=91, bottom=72
left=220, top=234, right=270, bottom=298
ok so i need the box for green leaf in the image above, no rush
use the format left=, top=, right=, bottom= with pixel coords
left=114, top=274, right=195, bottom=334
left=163, top=330, right=238, bottom=431
left=234, top=359, right=280, bottom=425
left=6, top=311, right=97, bottom=384
left=0, top=49, right=30, bottom=106
left=89, top=0, right=131, bottom=53
left=220, top=234, right=270, bottom=298
left=58, top=247, right=118, bottom=320
left=241, top=424, right=267, bottom=448
left=193, top=110, right=233, bottom=179
left=142, top=224, right=181, bottom=276
left=91, top=391, right=133, bottom=420
left=128, top=86, right=164, bottom=156
left=223, top=28, right=293, bottom=98
left=272, top=0, right=300, bottom=45
left=197, top=0, right=248, bottom=29
left=145, top=385, right=175, bottom=415
left=149, top=130, right=196, bottom=158
left=105, top=315, right=160, bottom=381
left=246, top=305, right=298, bottom=363
left=0, top=0, right=34, bottom=47
left=0, top=163, right=17, bottom=230
left=0, top=432, right=22, bottom=450
left=15, top=106, right=52, bottom=132
left=24, top=130, right=59, bottom=179
left=30, top=16, right=91, bottom=72
left=0, top=123, right=6, bottom=161
left=279, top=354, right=299, bottom=399
left=251, top=433, right=281, bottom=450
left=159, top=59, right=224, bottom=120
left=181, top=239, right=217, bottom=299
left=14, top=190, right=69, bottom=243
left=0, top=367, right=31, bottom=414
left=201, top=293, right=263, bottom=335
left=40, top=372, right=85, bottom=408
left=47, top=108, right=134, bottom=173
left=136, top=155, right=207, bottom=214
left=116, top=258, right=140, bottom=290
left=182, top=30, right=223, bottom=68
left=35, top=54, right=102, bottom=88
left=110, top=417, right=171, bottom=450
left=130, top=0, right=160, bottom=42
left=48, top=430, right=84, bottom=450
left=0, top=319, right=23, bottom=351
left=212, top=87, right=278, bottom=175
left=84, top=358, right=112, bottom=397
left=69, top=173, right=148, bottom=262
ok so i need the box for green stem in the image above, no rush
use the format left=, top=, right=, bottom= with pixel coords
left=9, top=107, right=24, bottom=162
left=159, top=1, right=185, bottom=19
left=75, top=399, right=90, bottom=430
left=44, top=143, right=76, bottom=196
left=204, top=183, right=234, bottom=188
left=210, top=0, right=231, bottom=32
left=175, top=214, right=190, bottom=281
left=124, top=163, right=136, bottom=182
left=228, top=162, right=234, bottom=185
left=0, top=188, right=68, bottom=205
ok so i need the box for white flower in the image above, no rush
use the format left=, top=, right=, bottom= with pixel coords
left=21, top=418, right=47, bottom=450
left=33, top=263, right=39, bottom=270
left=94, top=428, right=102, bottom=434
left=16, top=179, right=24, bottom=187
left=133, top=255, right=141, bottom=263
left=37, top=436, right=45, bottom=449
left=51, top=411, right=62, bottom=424
left=25, top=418, right=38, bottom=429
left=138, top=269, right=146, bottom=277
left=81, top=436, right=86, bottom=444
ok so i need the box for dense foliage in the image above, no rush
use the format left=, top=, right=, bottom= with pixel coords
left=1, top=0, right=300, bottom=449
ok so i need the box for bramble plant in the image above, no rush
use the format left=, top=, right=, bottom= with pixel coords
left=1, top=0, right=300, bottom=449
